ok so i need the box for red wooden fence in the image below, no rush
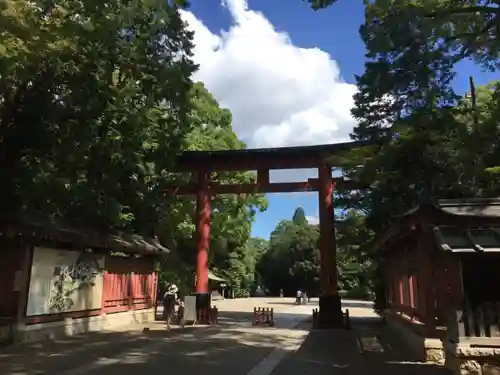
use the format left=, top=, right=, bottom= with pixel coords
left=102, top=256, right=157, bottom=314
left=447, top=303, right=500, bottom=347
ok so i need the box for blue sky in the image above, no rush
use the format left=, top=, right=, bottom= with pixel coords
left=182, top=0, right=498, bottom=239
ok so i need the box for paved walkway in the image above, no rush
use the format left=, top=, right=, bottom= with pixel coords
left=0, top=298, right=451, bottom=375
left=0, top=298, right=310, bottom=375
left=270, top=301, right=451, bottom=375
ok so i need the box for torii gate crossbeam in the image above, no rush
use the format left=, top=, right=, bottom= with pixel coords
left=168, top=141, right=366, bottom=329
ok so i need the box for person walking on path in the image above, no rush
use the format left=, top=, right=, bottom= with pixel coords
left=163, top=283, right=179, bottom=330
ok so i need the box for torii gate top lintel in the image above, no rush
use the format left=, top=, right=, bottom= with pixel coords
left=174, top=140, right=367, bottom=172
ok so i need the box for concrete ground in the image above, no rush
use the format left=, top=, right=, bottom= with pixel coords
left=0, top=298, right=450, bottom=375
left=267, top=299, right=450, bottom=375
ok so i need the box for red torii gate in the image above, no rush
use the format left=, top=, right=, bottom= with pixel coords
left=169, top=141, right=363, bottom=328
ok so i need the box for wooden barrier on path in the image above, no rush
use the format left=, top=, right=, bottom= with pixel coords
left=196, top=306, right=218, bottom=325
left=253, top=307, right=274, bottom=327
left=312, top=308, right=319, bottom=325
left=312, top=308, right=350, bottom=329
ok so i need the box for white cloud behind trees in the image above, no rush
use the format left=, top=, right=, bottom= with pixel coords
left=180, top=0, right=358, bottom=149
left=305, top=216, right=320, bottom=225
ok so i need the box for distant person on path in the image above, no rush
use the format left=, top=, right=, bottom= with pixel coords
left=163, top=283, right=179, bottom=330
left=296, top=289, right=302, bottom=304
left=302, top=291, right=308, bottom=305
left=279, top=289, right=284, bottom=298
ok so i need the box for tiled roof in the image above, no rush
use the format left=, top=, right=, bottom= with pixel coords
left=393, top=198, right=500, bottom=219
left=434, top=226, right=500, bottom=253
left=0, top=212, right=169, bottom=255
left=374, top=198, right=500, bottom=253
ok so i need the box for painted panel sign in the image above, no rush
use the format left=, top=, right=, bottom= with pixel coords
left=26, top=247, right=105, bottom=316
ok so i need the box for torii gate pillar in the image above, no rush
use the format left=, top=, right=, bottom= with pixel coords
left=195, top=170, right=211, bottom=309
left=317, top=165, right=343, bottom=327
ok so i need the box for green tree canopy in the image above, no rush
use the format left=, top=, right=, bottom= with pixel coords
left=326, top=0, right=500, bottom=229
left=0, top=0, right=195, bottom=233
left=315, top=0, right=500, bottom=304
left=158, top=83, right=268, bottom=296
left=292, top=207, right=308, bottom=226
left=0, top=1, right=267, bottom=297
left=257, top=207, right=374, bottom=298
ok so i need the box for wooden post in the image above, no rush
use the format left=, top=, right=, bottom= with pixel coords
left=195, top=170, right=211, bottom=309
left=100, top=254, right=108, bottom=316
left=257, top=169, right=269, bottom=186
left=418, top=233, right=437, bottom=336
left=318, top=165, right=336, bottom=295
left=15, top=245, right=34, bottom=337
left=317, top=165, right=342, bottom=327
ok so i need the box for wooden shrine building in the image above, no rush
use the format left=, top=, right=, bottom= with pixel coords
left=170, top=141, right=367, bottom=328
left=375, top=198, right=500, bottom=372
left=0, top=212, right=167, bottom=344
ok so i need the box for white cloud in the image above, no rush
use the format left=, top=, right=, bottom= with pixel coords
left=305, top=216, right=319, bottom=225
left=180, top=0, right=357, bottom=149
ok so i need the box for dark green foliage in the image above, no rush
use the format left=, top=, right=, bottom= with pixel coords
left=5, top=0, right=500, bottom=300
left=0, top=0, right=196, bottom=232
left=305, top=0, right=339, bottom=11
left=0, top=1, right=267, bottom=296
left=257, top=208, right=375, bottom=298
left=157, top=84, right=267, bottom=295
left=292, top=207, right=308, bottom=226
left=317, top=0, right=500, bottom=303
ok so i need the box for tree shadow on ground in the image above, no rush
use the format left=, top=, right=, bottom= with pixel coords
left=0, top=313, right=309, bottom=375
left=0, top=308, right=448, bottom=375
left=271, top=329, right=363, bottom=374
left=271, top=321, right=452, bottom=375
left=348, top=315, right=383, bottom=325
left=353, top=321, right=452, bottom=375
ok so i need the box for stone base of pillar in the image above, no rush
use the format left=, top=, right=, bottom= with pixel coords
left=195, top=292, right=211, bottom=310
left=318, top=294, right=345, bottom=329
